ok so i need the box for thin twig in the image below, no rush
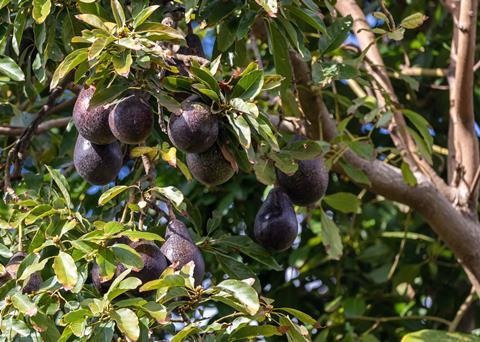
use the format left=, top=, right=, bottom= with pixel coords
left=388, top=211, right=411, bottom=280
left=351, top=314, right=451, bottom=327
left=449, top=287, right=477, bottom=332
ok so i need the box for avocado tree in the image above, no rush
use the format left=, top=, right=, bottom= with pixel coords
left=1, top=0, right=480, bottom=340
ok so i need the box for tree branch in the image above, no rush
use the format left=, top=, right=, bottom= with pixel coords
left=0, top=117, right=72, bottom=137
left=447, top=0, right=479, bottom=211
left=285, top=50, right=480, bottom=298
left=335, top=0, right=453, bottom=202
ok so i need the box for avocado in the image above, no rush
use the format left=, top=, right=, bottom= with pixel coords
left=108, top=94, right=153, bottom=144
left=161, top=220, right=205, bottom=285
left=276, top=136, right=328, bottom=206
left=168, top=101, right=218, bottom=153
left=73, top=135, right=122, bottom=185
left=254, top=188, right=298, bottom=252
left=91, top=239, right=167, bottom=295
left=186, top=144, right=234, bottom=186
left=116, top=240, right=168, bottom=286
left=73, top=85, right=116, bottom=145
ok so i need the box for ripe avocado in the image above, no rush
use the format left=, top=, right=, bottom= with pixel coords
left=168, top=101, right=218, bottom=153
left=108, top=94, right=153, bottom=144
left=161, top=220, right=205, bottom=285
left=73, top=135, right=122, bottom=185
left=73, top=85, right=116, bottom=145
left=186, top=145, right=234, bottom=186
left=254, top=188, right=298, bottom=252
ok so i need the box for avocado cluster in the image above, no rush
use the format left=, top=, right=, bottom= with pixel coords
left=73, top=86, right=153, bottom=185
left=254, top=136, right=329, bottom=252
left=91, top=222, right=205, bottom=296
left=168, top=99, right=234, bottom=186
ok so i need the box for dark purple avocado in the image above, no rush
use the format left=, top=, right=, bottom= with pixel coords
left=168, top=101, right=218, bottom=153
left=108, top=94, right=153, bottom=144
left=161, top=220, right=205, bottom=285
left=186, top=144, right=234, bottom=186
left=254, top=188, right=298, bottom=252
left=73, top=135, right=122, bottom=185
left=73, top=85, right=116, bottom=145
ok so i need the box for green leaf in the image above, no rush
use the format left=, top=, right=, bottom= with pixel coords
left=287, top=6, right=326, bottom=34
left=30, top=312, right=61, bottom=342
left=0, top=55, right=25, bottom=81
left=112, top=308, right=140, bottom=342
left=33, top=0, right=51, bottom=24
left=401, top=330, right=480, bottom=342
left=171, top=323, right=200, bottom=342
left=227, top=113, right=251, bottom=149
left=231, top=70, right=264, bottom=100
left=113, top=50, right=133, bottom=77
left=317, top=210, right=343, bottom=260
left=262, top=74, right=284, bottom=91
left=89, top=37, right=110, bottom=60
left=216, top=253, right=260, bottom=292
left=190, top=66, right=221, bottom=98
left=268, top=21, right=292, bottom=91
left=75, top=14, right=109, bottom=32
left=120, top=230, right=164, bottom=242
left=387, top=28, right=405, bottom=41
left=192, top=83, right=220, bottom=101
left=153, top=91, right=181, bottom=113
left=231, top=325, right=282, bottom=340
left=216, top=279, right=260, bottom=315
left=318, top=15, right=353, bottom=55
left=112, top=244, right=144, bottom=269
left=140, top=274, right=185, bottom=292
left=277, top=308, right=317, bottom=325
left=133, top=5, right=160, bottom=29
left=279, top=315, right=310, bottom=341
left=90, top=84, right=128, bottom=106
left=11, top=293, right=38, bottom=316
left=254, top=158, right=276, bottom=185
left=98, top=185, right=129, bottom=206
left=12, top=8, right=27, bottom=55
left=282, top=140, right=324, bottom=160
left=323, top=192, right=361, bottom=214
left=401, top=162, right=417, bottom=186
left=45, top=165, right=72, bottom=208
left=50, top=48, right=88, bottom=89
left=0, top=243, right=12, bottom=258
left=400, top=12, right=428, bottom=29
left=150, top=186, right=184, bottom=208
left=217, top=235, right=282, bottom=271
left=18, top=257, right=49, bottom=281
left=135, top=23, right=184, bottom=40
left=53, top=251, right=79, bottom=290
left=111, top=0, right=125, bottom=28
left=90, top=322, right=115, bottom=342
left=402, top=109, right=433, bottom=154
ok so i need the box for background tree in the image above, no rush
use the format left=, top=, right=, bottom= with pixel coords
left=0, top=0, right=480, bottom=341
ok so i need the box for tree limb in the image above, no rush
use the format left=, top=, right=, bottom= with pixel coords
left=447, top=0, right=479, bottom=211
left=286, top=49, right=480, bottom=298
left=334, top=0, right=454, bottom=202
left=0, top=117, right=72, bottom=137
